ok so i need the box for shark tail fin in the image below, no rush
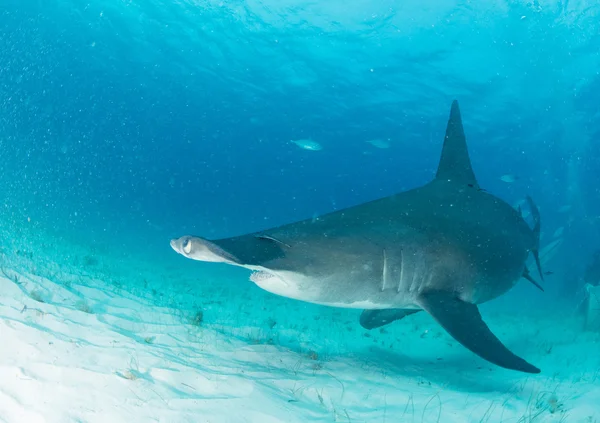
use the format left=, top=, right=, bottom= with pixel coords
left=525, top=195, right=543, bottom=281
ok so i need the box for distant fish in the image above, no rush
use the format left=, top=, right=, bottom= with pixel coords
left=558, top=205, right=572, bottom=213
left=500, top=174, right=519, bottom=183
left=291, top=139, right=322, bottom=151
left=552, top=226, right=564, bottom=238
left=366, top=139, right=390, bottom=149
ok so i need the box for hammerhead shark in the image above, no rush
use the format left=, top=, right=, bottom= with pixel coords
left=171, top=100, right=543, bottom=373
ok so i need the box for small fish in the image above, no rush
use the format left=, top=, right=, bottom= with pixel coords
left=500, top=174, right=519, bottom=183
left=558, top=205, right=572, bottom=213
left=544, top=271, right=554, bottom=276
left=366, top=139, right=390, bottom=149
left=291, top=139, right=322, bottom=151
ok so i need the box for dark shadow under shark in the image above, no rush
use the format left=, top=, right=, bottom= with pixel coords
left=171, top=100, right=544, bottom=374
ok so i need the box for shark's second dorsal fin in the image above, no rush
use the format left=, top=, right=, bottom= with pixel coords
left=435, top=100, right=479, bottom=189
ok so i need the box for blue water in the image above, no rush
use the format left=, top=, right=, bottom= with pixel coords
left=1, top=0, right=600, bottom=356
left=3, top=3, right=600, bottom=421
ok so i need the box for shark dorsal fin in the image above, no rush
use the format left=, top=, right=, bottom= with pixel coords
left=435, top=100, right=479, bottom=189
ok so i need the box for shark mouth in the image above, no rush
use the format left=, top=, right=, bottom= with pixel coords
left=249, top=271, right=276, bottom=283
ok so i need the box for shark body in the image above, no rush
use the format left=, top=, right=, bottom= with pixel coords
left=171, top=100, right=543, bottom=374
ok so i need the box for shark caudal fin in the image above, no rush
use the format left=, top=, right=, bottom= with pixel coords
left=525, top=196, right=544, bottom=280
left=435, top=100, right=480, bottom=189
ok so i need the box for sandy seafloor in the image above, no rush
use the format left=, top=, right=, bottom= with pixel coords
left=0, top=222, right=599, bottom=423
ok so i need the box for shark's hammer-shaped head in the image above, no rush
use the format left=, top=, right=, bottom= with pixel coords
left=170, top=236, right=239, bottom=264
left=170, top=233, right=315, bottom=300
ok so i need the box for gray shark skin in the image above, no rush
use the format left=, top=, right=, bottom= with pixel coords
left=171, top=100, right=543, bottom=374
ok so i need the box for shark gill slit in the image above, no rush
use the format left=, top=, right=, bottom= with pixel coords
left=397, top=248, right=404, bottom=293
left=381, top=248, right=388, bottom=292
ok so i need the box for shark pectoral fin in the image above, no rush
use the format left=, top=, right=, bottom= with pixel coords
left=359, top=309, right=420, bottom=330
left=417, top=292, right=540, bottom=374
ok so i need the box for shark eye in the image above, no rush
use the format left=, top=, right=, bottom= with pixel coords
left=183, top=238, right=192, bottom=254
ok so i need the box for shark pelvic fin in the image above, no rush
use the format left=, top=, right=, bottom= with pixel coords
left=435, top=100, right=479, bottom=189
left=359, top=309, right=420, bottom=330
left=522, top=266, right=544, bottom=292
left=417, top=291, right=540, bottom=374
